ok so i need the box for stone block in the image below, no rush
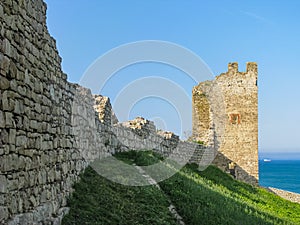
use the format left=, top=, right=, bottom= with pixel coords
left=14, top=100, right=24, bottom=115
left=34, top=103, right=41, bottom=114
left=22, top=116, right=29, bottom=130
left=7, top=195, right=18, bottom=216
left=2, top=91, right=9, bottom=111
left=8, top=60, right=17, bottom=79
left=34, top=81, right=42, bottom=94
left=17, top=85, right=27, bottom=97
left=6, top=154, right=18, bottom=171
left=18, top=156, right=26, bottom=170
left=2, top=39, right=12, bottom=57
left=8, top=129, right=16, bottom=144
left=0, top=175, right=7, bottom=193
left=29, top=120, right=38, bottom=130
left=16, top=70, right=25, bottom=81
left=40, top=153, right=49, bottom=165
left=0, top=75, right=10, bottom=90
left=8, top=178, right=18, bottom=191
left=0, top=111, right=4, bottom=128
left=29, top=195, right=37, bottom=207
left=5, top=112, right=15, bottom=128
left=0, top=5, right=3, bottom=19
left=16, top=135, right=27, bottom=147
left=0, top=54, right=10, bottom=74
left=9, top=79, right=18, bottom=92
left=0, top=206, right=9, bottom=221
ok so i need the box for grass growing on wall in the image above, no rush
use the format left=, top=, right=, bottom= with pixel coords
left=63, top=150, right=300, bottom=225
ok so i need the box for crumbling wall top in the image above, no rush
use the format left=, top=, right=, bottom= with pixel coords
left=226, top=62, right=257, bottom=74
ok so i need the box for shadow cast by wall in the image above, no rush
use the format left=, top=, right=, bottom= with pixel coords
left=212, top=152, right=258, bottom=185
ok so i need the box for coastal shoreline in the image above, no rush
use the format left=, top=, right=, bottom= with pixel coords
left=267, top=187, right=300, bottom=204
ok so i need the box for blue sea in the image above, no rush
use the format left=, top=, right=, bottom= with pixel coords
left=259, top=159, right=300, bottom=194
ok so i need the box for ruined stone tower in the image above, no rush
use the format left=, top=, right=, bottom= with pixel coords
left=192, top=62, right=258, bottom=184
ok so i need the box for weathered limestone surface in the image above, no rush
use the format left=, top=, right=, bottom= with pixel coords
left=0, top=0, right=262, bottom=223
left=193, top=62, right=258, bottom=184
left=0, top=1, right=92, bottom=223
left=0, top=1, right=208, bottom=223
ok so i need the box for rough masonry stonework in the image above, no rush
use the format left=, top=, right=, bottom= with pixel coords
left=0, top=1, right=208, bottom=223
left=0, top=1, right=86, bottom=223
left=0, top=0, right=262, bottom=224
left=192, top=62, right=258, bottom=184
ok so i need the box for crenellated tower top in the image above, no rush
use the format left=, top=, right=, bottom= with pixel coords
left=227, top=62, right=257, bottom=74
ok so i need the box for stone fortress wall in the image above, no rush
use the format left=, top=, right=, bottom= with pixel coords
left=0, top=1, right=210, bottom=223
left=6, top=1, right=297, bottom=225
left=0, top=1, right=86, bottom=223
left=192, top=62, right=258, bottom=184
left=3, top=0, right=299, bottom=223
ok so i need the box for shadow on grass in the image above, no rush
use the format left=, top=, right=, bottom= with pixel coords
left=62, top=166, right=178, bottom=225
left=63, top=151, right=300, bottom=225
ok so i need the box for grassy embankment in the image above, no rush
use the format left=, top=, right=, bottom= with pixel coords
left=63, top=151, right=300, bottom=225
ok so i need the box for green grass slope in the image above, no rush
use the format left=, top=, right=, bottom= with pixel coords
left=62, top=151, right=300, bottom=225
left=62, top=167, right=177, bottom=225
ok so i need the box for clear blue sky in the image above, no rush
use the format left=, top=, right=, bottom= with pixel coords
left=44, top=0, right=300, bottom=153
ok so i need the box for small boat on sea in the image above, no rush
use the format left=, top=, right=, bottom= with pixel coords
left=263, top=159, right=272, bottom=162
